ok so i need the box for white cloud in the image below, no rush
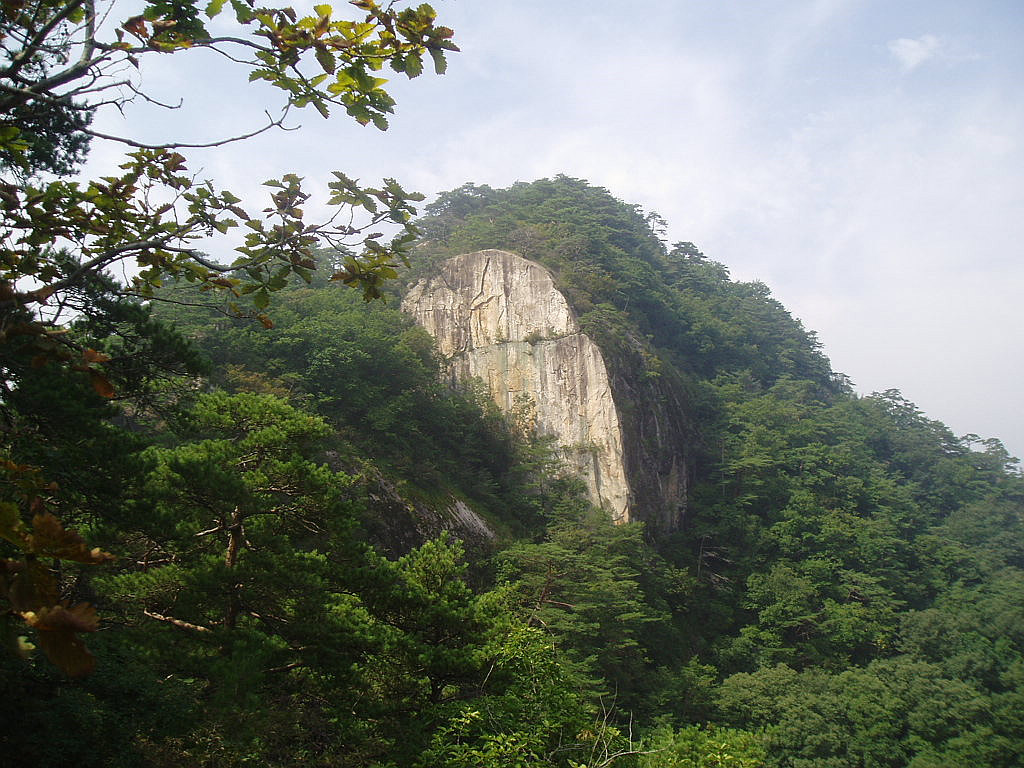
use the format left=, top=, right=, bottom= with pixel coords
left=888, top=34, right=942, bottom=71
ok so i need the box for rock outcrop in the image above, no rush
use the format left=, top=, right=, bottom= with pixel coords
left=402, top=250, right=631, bottom=522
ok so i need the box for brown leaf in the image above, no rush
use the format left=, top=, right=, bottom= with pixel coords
left=163, top=152, right=188, bottom=172
left=31, top=620, right=97, bottom=677
left=82, top=348, right=111, bottom=364
left=89, top=370, right=116, bottom=399
left=330, top=268, right=354, bottom=283
left=24, top=602, right=100, bottom=634
left=28, top=285, right=56, bottom=303
left=27, top=512, right=116, bottom=564
left=8, top=561, right=59, bottom=613
left=122, top=15, right=149, bottom=40
left=314, top=12, right=330, bottom=36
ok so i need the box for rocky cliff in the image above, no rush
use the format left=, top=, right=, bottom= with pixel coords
left=402, top=249, right=631, bottom=522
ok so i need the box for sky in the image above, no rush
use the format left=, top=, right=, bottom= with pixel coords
left=84, top=0, right=1024, bottom=461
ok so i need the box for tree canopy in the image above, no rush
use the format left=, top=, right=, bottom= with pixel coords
left=1, top=0, right=459, bottom=678
left=1, top=0, right=457, bottom=377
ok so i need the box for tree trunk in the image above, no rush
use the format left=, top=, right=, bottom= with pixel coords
left=225, top=506, right=243, bottom=630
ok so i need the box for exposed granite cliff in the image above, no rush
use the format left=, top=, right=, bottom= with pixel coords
left=402, top=249, right=631, bottom=522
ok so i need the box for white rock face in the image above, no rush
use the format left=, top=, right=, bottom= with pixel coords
left=402, top=249, right=631, bottom=522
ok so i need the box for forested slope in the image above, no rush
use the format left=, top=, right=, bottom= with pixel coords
left=411, top=178, right=1024, bottom=766
left=2, top=178, right=1022, bottom=768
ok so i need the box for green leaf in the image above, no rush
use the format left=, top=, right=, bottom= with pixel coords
left=315, top=46, right=336, bottom=74
left=267, top=267, right=290, bottom=290
left=253, top=287, right=270, bottom=309
left=428, top=47, right=447, bottom=74
left=0, top=501, right=26, bottom=547
left=405, top=52, right=423, bottom=78
left=206, top=0, right=226, bottom=17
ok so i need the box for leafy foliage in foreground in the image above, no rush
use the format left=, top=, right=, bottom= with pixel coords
left=2, top=0, right=461, bottom=680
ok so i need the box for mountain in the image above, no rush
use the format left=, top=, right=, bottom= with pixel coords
left=405, top=177, right=842, bottom=535
left=399, top=177, right=1024, bottom=765
left=3, top=176, right=1022, bottom=768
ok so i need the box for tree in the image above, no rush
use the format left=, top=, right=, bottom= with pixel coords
left=1, top=0, right=458, bottom=367
left=146, top=276, right=532, bottom=515
left=109, top=391, right=617, bottom=765
left=1, top=0, right=457, bottom=674
left=496, top=513, right=693, bottom=717
left=638, top=724, right=768, bottom=768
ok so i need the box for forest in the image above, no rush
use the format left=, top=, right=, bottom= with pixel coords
left=5, top=174, right=1024, bottom=766
left=3, top=1, right=1024, bottom=767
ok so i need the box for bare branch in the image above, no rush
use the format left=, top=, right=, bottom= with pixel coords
left=10, top=50, right=115, bottom=107
left=36, top=238, right=197, bottom=300
left=115, top=289, right=223, bottom=311
left=77, top=108, right=295, bottom=150
left=143, top=609, right=212, bottom=633
left=125, top=82, right=183, bottom=110
left=1, top=0, right=91, bottom=83
left=91, top=35, right=274, bottom=57
left=77, top=0, right=98, bottom=71
left=0, top=53, right=113, bottom=112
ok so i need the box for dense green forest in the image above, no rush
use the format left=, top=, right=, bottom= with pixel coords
left=3, top=2, right=1023, bottom=765
left=4, top=175, right=1023, bottom=767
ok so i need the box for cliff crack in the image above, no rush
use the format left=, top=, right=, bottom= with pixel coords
left=469, top=256, right=492, bottom=310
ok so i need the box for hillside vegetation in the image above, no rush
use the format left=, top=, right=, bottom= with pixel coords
left=3, top=178, right=1022, bottom=767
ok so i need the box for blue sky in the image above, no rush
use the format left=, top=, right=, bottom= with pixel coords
left=86, top=0, right=1024, bottom=460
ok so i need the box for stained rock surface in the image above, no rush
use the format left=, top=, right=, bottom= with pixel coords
left=402, top=249, right=631, bottom=522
